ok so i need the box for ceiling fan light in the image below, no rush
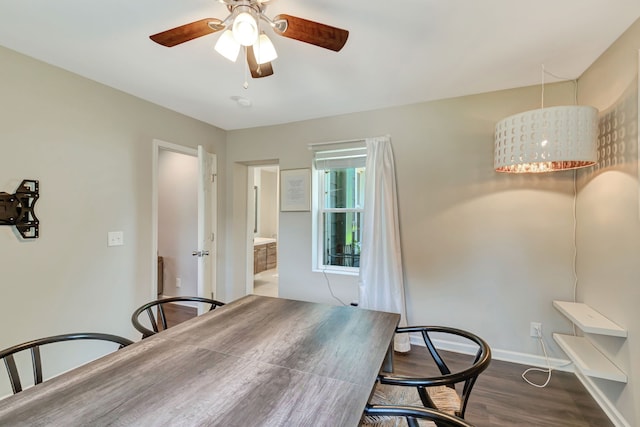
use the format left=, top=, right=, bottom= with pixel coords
left=232, top=11, right=258, bottom=46
left=256, top=33, right=277, bottom=64
left=214, top=30, right=240, bottom=62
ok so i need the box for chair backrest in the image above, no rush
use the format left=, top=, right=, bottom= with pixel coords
left=131, top=296, right=225, bottom=339
left=363, top=404, right=475, bottom=427
left=0, top=332, right=133, bottom=395
left=383, top=326, right=491, bottom=418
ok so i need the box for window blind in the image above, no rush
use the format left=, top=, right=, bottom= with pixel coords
left=309, top=141, right=366, bottom=170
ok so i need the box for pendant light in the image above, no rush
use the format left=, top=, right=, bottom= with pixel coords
left=494, top=66, right=598, bottom=173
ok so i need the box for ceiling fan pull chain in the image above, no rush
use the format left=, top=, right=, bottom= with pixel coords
left=243, top=46, right=249, bottom=89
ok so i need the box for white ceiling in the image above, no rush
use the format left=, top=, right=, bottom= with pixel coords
left=0, top=1, right=639, bottom=131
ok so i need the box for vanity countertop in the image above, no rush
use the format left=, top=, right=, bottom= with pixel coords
left=254, top=237, right=276, bottom=246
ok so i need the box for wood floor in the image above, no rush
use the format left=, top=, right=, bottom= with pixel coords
left=157, top=302, right=197, bottom=330
left=162, top=306, right=612, bottom=426
left=393, top=346, right=613, bottom=427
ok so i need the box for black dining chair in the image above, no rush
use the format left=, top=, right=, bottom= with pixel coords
left=362, top=404, right=475, bottom=427
left=131, top=296, right=225, bottom=339
left=0, top=332, right=133, bottom=395
left=369, top=326, right=491, bottom=421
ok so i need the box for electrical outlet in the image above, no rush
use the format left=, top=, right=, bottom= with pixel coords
left=107, top=231, right=124, bottom=247
left=530, top=322, right=542, bottom=338
left=176, top=277, right=181, bottom=288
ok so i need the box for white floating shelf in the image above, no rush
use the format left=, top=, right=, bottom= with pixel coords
left=553, top=301, right=627, bottom=337
left=553, top=334, right=627, bottom=383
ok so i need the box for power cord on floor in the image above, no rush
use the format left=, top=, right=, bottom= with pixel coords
left=521, top=333, right=553, bottom=388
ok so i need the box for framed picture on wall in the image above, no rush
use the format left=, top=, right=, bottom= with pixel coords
left=280, top=168, right=311, bottom=212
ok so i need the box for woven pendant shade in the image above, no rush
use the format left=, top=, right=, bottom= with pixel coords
left=494, top=105, right=598, bottom=173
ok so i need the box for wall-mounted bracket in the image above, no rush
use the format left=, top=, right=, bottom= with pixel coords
left=0, top=180, right=40, bottom=239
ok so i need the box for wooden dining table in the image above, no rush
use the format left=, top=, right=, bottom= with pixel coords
left=0, top=294, right=400, bottom=426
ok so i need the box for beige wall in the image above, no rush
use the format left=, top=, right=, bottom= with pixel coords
left=258, top=169, right=278, bottom=239
left=226, top=81, right=581, bottom=359
left=0, top=45, right=226, bottom=396
left=577, top=18, right=640, bottom=427
left=253, top=167, right=278, bottom=239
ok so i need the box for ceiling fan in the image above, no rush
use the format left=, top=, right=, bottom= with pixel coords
left=149, top=0, right=349, bottom=79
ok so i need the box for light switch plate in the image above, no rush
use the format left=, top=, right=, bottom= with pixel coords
left=108, top=231, right=124, bottom=247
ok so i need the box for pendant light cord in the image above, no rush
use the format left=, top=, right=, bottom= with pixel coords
left=541, top=64, right=545, bottom=109
left=541, top=64, right=579, bottom=106
left=543, top=64, right=581, bottom=313
left=523, top=66, right=581, bottom=388
left=572, top=168, right=579, bottom=334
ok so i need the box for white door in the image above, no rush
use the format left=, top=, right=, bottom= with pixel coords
left=196, top=146, right=217, bottom=314
left=152, top=140, right=217, bottom=310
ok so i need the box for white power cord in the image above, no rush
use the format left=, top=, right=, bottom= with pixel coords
left=522, top=331, right=573, bottom=387
left=571, top=169, right=579, bottom=335
left=522, top=151, right=581, bottom=388
left=521, top=330, right=553, bottom=388
left=322, top=269, right=348, bottom=306
left=522, top=73, right=582, bottom=387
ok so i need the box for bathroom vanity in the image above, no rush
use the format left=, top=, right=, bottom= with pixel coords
left=254, top=237, right=277, bottom=274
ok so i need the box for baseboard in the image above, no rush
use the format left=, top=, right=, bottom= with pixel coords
left=484, top=346, right=573, bottom=372
left=574, top=371, right=630, bottom=427
left=408, top=335, right=630, bottom=427
left=408, top=335, right=572, bottom=372
left=158, top=295, right=198, bottom=309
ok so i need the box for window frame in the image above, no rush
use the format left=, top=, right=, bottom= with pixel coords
left=312, top=160, right=365, bottom=275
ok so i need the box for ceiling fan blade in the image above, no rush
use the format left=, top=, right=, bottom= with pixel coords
left=273, top=14, right=348, bottom=52
left=247, top=46, right=274, bottom=78
left=150, top=18, right=223, bottom=47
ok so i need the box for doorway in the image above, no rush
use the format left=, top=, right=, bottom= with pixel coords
left=151, top=140, right=217, bottom=307
left=248, top=164, right=279, bottom=296
left=157, top=149, right=198, bottom=298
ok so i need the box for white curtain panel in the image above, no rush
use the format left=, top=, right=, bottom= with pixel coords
left=358, top=136, right=410, bottom=352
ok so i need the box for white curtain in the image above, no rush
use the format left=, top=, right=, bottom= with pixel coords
left=358, top=136, right=410, bottom=352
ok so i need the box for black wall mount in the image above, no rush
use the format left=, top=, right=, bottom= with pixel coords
left=0, top=180, right=40, bottom=239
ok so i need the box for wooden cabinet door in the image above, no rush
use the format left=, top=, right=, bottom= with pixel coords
left=266, top=243, right=277, bottom=270
left=254, top=245, right=267, bottom=274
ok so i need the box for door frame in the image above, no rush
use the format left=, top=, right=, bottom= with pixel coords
left=197, top=146, right=218, bottom=312
left=245, top=163, right=280, bottom=295
left=151, top=139, right=217, bottom=302
left=245, top=166, right=257, bottom=295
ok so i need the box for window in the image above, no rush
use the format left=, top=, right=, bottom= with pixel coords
left=312, top=142, right=366, bottom=274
